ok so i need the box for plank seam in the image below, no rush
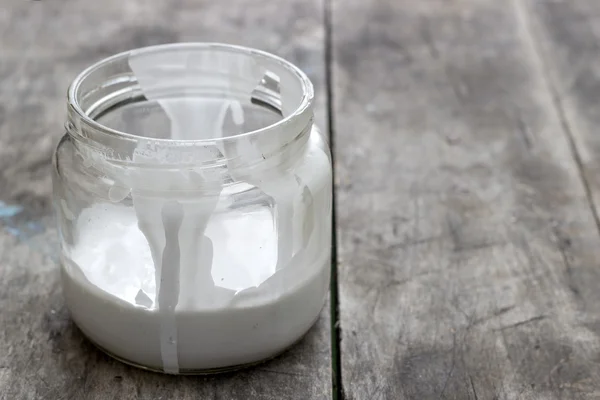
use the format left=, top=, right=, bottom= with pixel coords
left=324, top=0, right=343, bottom=399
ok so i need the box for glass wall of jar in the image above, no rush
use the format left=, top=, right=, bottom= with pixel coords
left=52, top=43, right=332, bottom=374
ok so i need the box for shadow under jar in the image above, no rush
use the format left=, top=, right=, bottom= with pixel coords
left=52, top=43, right=332, bottom=374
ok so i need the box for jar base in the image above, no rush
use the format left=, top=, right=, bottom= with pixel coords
left=78, top=322, right=315, bottom=375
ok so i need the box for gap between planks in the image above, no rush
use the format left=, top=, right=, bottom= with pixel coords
left=324, top=0, right=343, bottom=398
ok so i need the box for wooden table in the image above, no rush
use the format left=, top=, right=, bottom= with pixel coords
left=3, top=0, right=600, bottom=398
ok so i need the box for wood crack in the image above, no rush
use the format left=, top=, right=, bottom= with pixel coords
left=469, top=375, right=479, bottom=400
left=495, top=315, right=547, bottom=331
left=256, top=369, right=312, bottom=378
left=470, top=305, right=516, bottom=327
left=551, top=224, right=582, bottom=300
left=516, top=114, right=533, bottom=150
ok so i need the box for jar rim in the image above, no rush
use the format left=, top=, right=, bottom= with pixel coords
left=67, top=42, right=314, bottom=147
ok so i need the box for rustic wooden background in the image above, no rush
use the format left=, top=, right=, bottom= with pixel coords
left=3, top=0, right=600, bottom=399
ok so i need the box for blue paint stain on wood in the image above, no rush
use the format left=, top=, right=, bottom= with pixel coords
left=0, top=201, right=46, bottom=240
left=0, top=201, right=23, bottom=218
left=5, top=226, right=21, bottom=236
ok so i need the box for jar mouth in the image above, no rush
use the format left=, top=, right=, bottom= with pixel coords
left=67, top=43, right=314, bottom=151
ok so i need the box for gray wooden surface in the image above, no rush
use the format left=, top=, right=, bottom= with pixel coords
left=0, top=1, right=330, bottom=399
left=5, top=0, right=600, bottom=399
left=333, top=0, right=600, bottom=399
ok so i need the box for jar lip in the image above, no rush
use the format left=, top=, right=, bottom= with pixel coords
left=67, top=42, right=314, bottom=146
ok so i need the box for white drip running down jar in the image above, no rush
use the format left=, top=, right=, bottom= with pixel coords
left=52, top=43, right=332, bottom=374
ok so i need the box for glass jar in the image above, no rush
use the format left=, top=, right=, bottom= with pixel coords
left=52, top=43, right=332, bottom=374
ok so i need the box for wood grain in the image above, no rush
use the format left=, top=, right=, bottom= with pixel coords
left=332, top=0, right=600, bottom=398
left=0, top=1, right=331, bottom=399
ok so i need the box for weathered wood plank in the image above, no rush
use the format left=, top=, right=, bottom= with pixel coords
left=332, top=0, right=600, bottom=398
left=0, top=1, right=331, bottom=399
left=523, top=0, right=600, bottom=275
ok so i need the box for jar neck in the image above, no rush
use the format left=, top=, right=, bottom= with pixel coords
left=66, top=113, right=314, bottom=187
